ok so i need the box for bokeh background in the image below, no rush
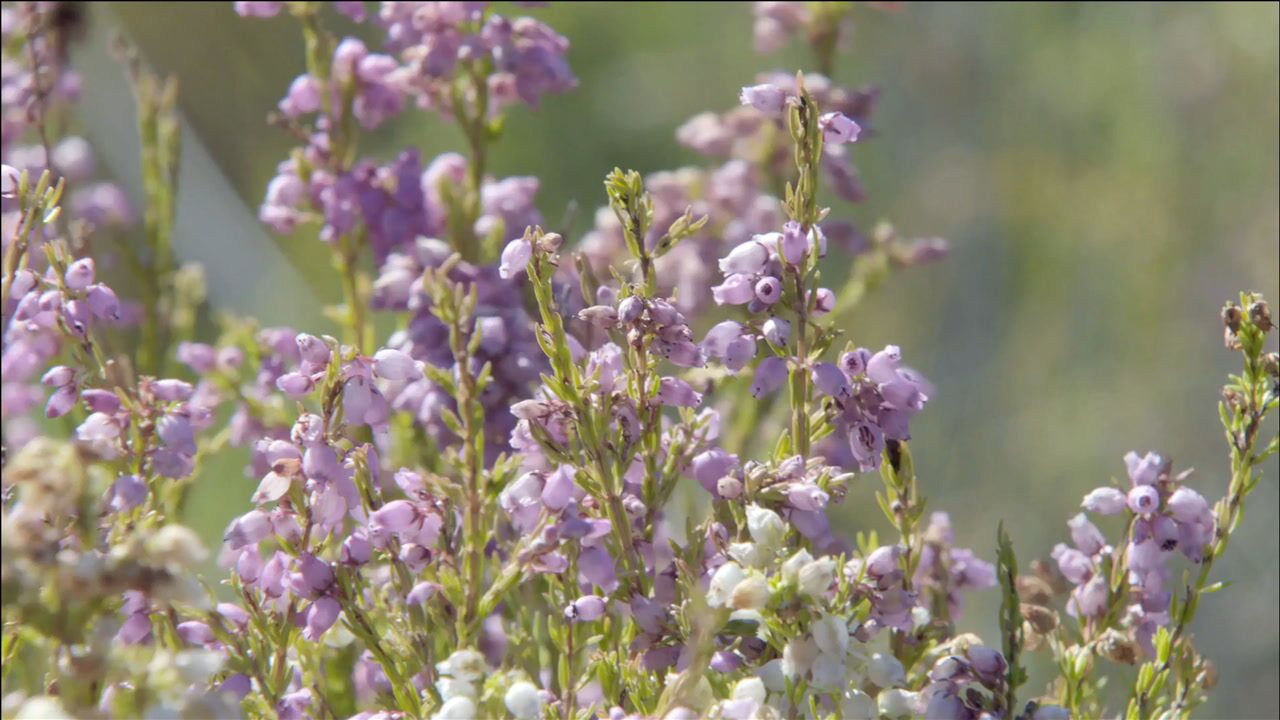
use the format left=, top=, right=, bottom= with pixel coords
left=65, top=3, right=1278, bottom=717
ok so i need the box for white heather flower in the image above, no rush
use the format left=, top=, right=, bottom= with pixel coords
left=757, top=658, right=787, bottom=692
left=812, top=614, right=849, bottom=656
left=728, top=541, right=762, bottom=568
left=912, top=606, right=932, bottom=629
left=730, top=573, right=771, bottom=611
left=708, top=562, right=747, bottom=607
left=781, top=636, right=819, bottom=680
left=732, top=677, right=767, bottom=703
left=842, top=689, right=878, bottom=720
left=745, top=504, right=786, bottom=551
left=780, top=548, right=814, bottom=584
left=868, top=652, right=907, bottom=689
left=877, top=689, right=921, bottom=718
left=433, top=695, right=477, bottom=720
left=504, top=681, right=542, bottom=720
left=1082, top=486, right=1128, bottom=515
left=146, top=525, right=208, bottom=570
left=16, top=696, right=72, bottom=719
left=810, top=652, right=847, bottom=691
left=437, top=649, right=487, bottom=681
left=435, top=677, right=477, bottom=701
left=797, top=557, right=836, bottom=597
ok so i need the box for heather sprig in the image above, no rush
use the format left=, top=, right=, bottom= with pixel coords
left=2, top=4, right=1274, bottom=720
left=1127, top=294, right=1278, bottom=720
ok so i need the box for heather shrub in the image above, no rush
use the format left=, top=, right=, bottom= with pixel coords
left=2, top=3, right=1276, bottom=719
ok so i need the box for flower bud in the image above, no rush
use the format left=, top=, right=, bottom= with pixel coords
left=504, top=681, right=543, bottom=720
left=730, top=574, right=771, bottom=611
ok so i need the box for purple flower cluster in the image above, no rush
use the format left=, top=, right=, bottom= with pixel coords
left=1056, top=451, right=1215, bottom=654
left=380, top=3, right=576, bottom=113
left=3, top=257, right=124, bottom=446
left=813, top=345, right=931, bottom=471
left=680, top=71, right=873, bottom=202
left=375, top=238, right=544, bottom=455
left=578, top=74, right=888, bottom=316
left=915, top=512, right=998, bottom=618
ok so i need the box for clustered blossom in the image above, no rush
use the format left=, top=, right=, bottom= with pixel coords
left=815, top=345, right=931, bottom=471
left=915, top=512, right=999, bottom=619
left=1054, top=452, right=1216, bottom=655
left=576, top=69, right=924, bottom=319
left=375, top=235, right=545, bottom=455
left=2, top=4, right=1270, bottom=720
left=380, top=2, right=577, bottom=113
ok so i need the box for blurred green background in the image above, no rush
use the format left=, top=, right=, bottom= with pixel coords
left=68, top=3, right=1278, bottom=717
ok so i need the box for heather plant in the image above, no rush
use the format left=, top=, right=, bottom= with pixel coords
left=2, top=3, right=1277, bottom=720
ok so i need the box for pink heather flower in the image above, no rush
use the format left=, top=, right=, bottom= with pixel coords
left=303, top=597, right=341, bottom=640
left=1127, top=539, right=1164, bottom=576
left=1067, top=513, right=1106, bottom=556
left=788, top=484, right=829, bottom=512
left=373, top=348, right=417, bottom=381
left=754, top=276, right=782, bottom=304
left=117, top=613, right=153, bottom=645
left=45, top=386, right=76, bottom=418
left=107, top=474, right=147, bottom=513
left=407, top=581, right=440, bottom=606
left=176, top=621, right=215, bottom=646
left=811, top=362, right=852, bottom=399
left=739, top=83, right=787, bottom=114
left=780, top=221, right=807, bottom=265
left=1166, top=487, right=1210, bottom=524
left=691, top=448, right=739, bottom=495
left=1152, top=515, right=1180, bottom=551
left=867, top=345, right=903, bottom=384
left=578, top=546, right=618, bottom=592
left=295, top=333, right=331, bottom=366
left=839, top=349, right=868, bottom=377
left=567, top=595, right=607, bottom=622
left=847, top=420, right=885, bottom=472
left=1128, top=485, right=1160, bottom=516
left=819, top=112, right=861, bottom=145
left=724, top=335, right=758, bottom=372
left=290, top=554, right=335, bottom=598
left=279, top=75, right=321, bottom=117
left=541, top=466, right=579, bottom=511
left=225, top=509, right=273, bottom=549
left=276, top=372, right=314, bottom=398
left=234, top=1, right=284, bottom=17
left=1073, top=576, right=1108, bottom=618
left=1053, top=545, right=1092, bottom=584
left=151, top=379, right=194, bottom=402
left=719, top=240, right=771, bottom=275
left=866, top=545, right=903, bottom=580
left=341, top=532, right=371, bottom=566
left=371, top=500, right=420, bottom=534
left=499, top=238, right=533, bottom=279
left=702, top=321, right=745, bottom=358
left=1082, top=486, right=1127, bottom=515
left=763, top=317, right=790, bottom=347
left=811, top=287, right=835, bottom=315
left=617, top=296, right=644, bottom=323
left=1124, top=451, right=1165, bottom=486
left=64, top=258, right=95, bottom=290
left=657, top=377, right=702, bottom=407
left=85, top=284, right=120, bottom=320
left=750, top=357, right=788, bottom=398
left=217, top=603, right=251, bottom=630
